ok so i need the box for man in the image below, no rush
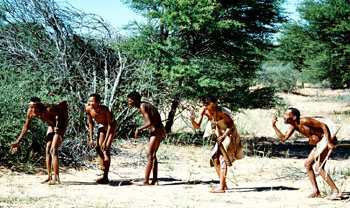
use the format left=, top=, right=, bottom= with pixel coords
left=272, top=107, right=341, bottom=200
left=86, top=93, right=118, bottom=184
left=10, top=97, right=68, bottom=185
left=190, top=96, right=243, bottom=193
left=127, top=91, right=166, bottom=186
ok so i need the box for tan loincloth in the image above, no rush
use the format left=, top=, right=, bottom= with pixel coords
left=204, top=107, right=244, bottom=167
left=313, top=118, right=340, bottom=161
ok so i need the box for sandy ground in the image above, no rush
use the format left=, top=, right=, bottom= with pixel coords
left=1, top=88, right=350, bottom=208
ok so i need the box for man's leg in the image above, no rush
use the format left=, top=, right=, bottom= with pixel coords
left=142, top=136, right=161, bottom=185
left=151, top=130, right=164, bottom=185
left=96, top=130, right=108, bottom=183
left=42, top=129, right=54, bottom=184
left=210, top=154, right=227, bottom=193
left=99, top=126, right=117, bottom=184
left=304, top=149, right=320, bottom=198
left=315, top=149, right=341, bottom=200
left=42, top=140, right=53, bottom=183
left=48, top=133, right=62, bottom=185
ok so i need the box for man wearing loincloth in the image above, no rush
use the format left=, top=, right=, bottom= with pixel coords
left=127, top=91, right=166, bottom=186
left=10, top=97, right=68, bottom=185
left=272, top=107, right=341, bottom=200
left=190, top=96, right=243, bottom=193
left=86, top=93, right=118, bottom=184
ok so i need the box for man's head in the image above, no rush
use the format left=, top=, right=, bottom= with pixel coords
left=88, top=93, right=101, bottom=109
left=203, top=96, right=217, bottom=113
left=29, top=97, right=44, bottom=113
left=29, top=97, right=41, bottom=108
left=284, top=107, right=300, bottom=124
left=29, top=97, right=41, bottom=104
left=127, top=91, right=141, bottom=108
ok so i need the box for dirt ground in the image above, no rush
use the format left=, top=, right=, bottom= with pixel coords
left=1, top=88, right=350, bottom=208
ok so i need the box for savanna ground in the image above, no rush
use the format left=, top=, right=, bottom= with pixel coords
left=1, top=87, right=350, bottom=208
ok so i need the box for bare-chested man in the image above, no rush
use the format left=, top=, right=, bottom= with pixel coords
left=127, top=91, right=166, bottom=186
left=272, top=107, right=341, bottom=200
left=190, top=96, right=243, bottom=193
left=10, top=97, right=68, bottom=185
left=86, top=93, right=118, bottom=184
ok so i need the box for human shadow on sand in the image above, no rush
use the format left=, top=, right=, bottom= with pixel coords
left=227, top=186, right=298, bottom=193
left=244, top=137, right=350, bottom=160
left=62, top=181, right=98, bottom=185
left=109, top=177, right=183, bottom=186
left=339, top=192, right=350, bottom=200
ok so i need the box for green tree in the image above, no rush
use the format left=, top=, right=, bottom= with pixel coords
left=277, top=0, right=350, bottom=88
left=123, top=0, right=286, bottom=132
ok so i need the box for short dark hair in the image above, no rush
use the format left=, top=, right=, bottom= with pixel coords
left=127, top=91, right=141, bottom=102
left=29, top=97, right=41, bottom=103
left=202, top=96, right=217, bottom=105
left=89, top=93, right=102, bottom=102
left=288, top=107, right=300, bottom=120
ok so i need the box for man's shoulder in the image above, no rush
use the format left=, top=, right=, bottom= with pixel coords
left=141, top=102, right=153, bottom=108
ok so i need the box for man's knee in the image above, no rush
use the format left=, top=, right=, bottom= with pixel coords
left=50, top=147, right=58, bottom=156
left=147, top=152, right=155, bottom=161
left=304, top=160, right=313, bottom=169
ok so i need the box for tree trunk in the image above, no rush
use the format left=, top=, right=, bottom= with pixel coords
left=165, top=98, right=179, bottom=133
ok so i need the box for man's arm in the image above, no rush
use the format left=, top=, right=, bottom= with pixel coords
left=190, top=106, right=205, bottom=130
left=135, top=104, right=152, bottom=139
left=216, top=110, right=234, bottom=144
left=272, top=116, right=294, bottom=142
left=9, top=109, right=33, bottom=152
left=86, top=108, right=95, bottom=148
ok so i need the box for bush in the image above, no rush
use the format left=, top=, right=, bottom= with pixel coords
left=257, top=62, right=301, bottom=93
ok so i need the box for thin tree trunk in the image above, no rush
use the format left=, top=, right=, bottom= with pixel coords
left=104, top=56, right=109, bottom=105
left=165, top=98, right=179, bottom=133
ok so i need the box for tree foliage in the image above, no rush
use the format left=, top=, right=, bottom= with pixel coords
left=123, top=0, right=286, bottom=132
left=276, top=0, right=350, bottom=89
left=0, top=0, right=158, bottom=166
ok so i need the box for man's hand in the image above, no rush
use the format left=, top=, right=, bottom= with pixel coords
left=89, top=139, right=94, bottom=149
left=134, top=128, right=140, bottom=139
left=217, top=135, right=225, bottom=145
left=190, top=110, right=195, bottom=121
left=9, top=142, right=19, bottom=154
left=101, top=142, right=107, bottom=151
left=54, top=127, right=60, bottom=134
left=272, top=116, right=278, bottom=127
left=328, top=142, right=335, bottom=150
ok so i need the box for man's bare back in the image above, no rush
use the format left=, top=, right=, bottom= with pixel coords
left=139, top=102, right=164, bottom=132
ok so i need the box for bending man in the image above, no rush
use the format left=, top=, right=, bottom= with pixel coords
left=86, top=93, right=118, bottom=184
left=190, top=96, right=243, bottom=193
left=127, top=91, right=166, bottom=186
left=10, top=97, right=68, bottom=185
left=272, top=107, right=341, bottom=200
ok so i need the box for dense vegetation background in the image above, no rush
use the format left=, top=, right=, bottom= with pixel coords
left=0, top=0, right=349, bottom=168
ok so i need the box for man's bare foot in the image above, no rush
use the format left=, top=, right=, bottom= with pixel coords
left=136, top=181, right=150, bottom=186
left=48, top=179, right=60, bottom=185
left=41, top=178, right=51, bottom=184
left=96, top=177, right=109, bottom=184
left=307, top=191, right=321, bottom=198
left=210, top=186, right=225, bottom=193
left=151, top=180, right=158, bottom=186
left=327, top=192, right=342, bottom=200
